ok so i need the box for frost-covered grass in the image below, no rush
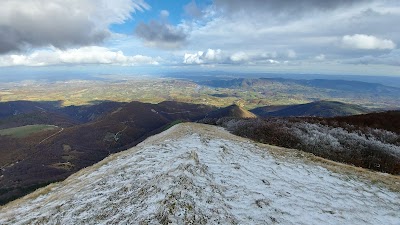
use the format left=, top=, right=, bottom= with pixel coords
left=217, top=118, right=400, bottom=174
left=0, top=123, right=399, bottom=224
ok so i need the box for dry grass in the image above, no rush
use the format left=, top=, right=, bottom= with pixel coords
left=256, top=142, right=400, bottom=192
left=2, top=122, right=399, bottom=211
left=152, top=123, right=400, bottom=193
left=49, top=162, right=75, bottom=171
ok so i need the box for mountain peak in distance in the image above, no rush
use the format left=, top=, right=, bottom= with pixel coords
left=206, top=104, right=257, bottom=119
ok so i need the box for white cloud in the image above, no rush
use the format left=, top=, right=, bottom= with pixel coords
left=266, top=59, right=280, bottom=64
left=181, top=0, right=400, bottom=74
left=261, top=52, right=278, bottom=58
left=341, top=34, right=396, bottom=50
left=203, top=49, right=223, bottom=61
left=160, top=10, right=170, bottom=18
left=183, top=49, right=284, bottom=65
left=183, top=49, right=223, bottom=64
left=0, top=46, right=159, bottom=67
left=0, top=0, right=149, bottom=54
left=287, top=50, right=297, bottom=58
left=230, top=52, right=249, bottom=62
left=315, top=54, right=326, bottom=60
left=184, top=51, right=204, bottom=64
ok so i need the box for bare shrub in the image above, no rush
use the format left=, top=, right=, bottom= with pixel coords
left=210, top=117, right=400, bottom=174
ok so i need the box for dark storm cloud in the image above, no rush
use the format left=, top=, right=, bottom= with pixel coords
left=0, top=20, right=108, bottom=54
left=0, top=26, right=22, bottom=53
left=135, top=21, right=188, bottom=49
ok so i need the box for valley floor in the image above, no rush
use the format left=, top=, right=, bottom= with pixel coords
left=0, top=123, right=399, bottom=224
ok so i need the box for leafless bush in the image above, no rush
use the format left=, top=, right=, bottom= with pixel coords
left=210, top=118, right=400, bottom=174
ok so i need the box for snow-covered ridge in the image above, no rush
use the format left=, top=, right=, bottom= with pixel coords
left=0, top=123, right=399, bottom=224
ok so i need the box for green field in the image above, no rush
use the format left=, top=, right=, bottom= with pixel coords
left=0, top=125, right=58, bottom=138
left=1, top=77, right=398, bottom=109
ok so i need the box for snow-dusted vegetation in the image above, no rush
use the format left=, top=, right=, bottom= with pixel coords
left=0, top=123, right=399, bottom=224
left=215, top=118, right=400, bottom=174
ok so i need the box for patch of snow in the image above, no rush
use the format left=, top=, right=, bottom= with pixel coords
left=0, top=123, right=399, bottom=224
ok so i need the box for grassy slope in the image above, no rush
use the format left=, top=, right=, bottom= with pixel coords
left=206, top=104, right=257, bottom=119
left=252, top=101, right=370, bottom=117
left=0, top=125, right=58, bottom=138
left=1, top=123, right=399, bottom=224
left=0, top=101, right=215, bottom=206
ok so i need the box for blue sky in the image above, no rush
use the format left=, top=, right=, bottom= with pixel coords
left=110, top=0, right=195, bottom=34
left=0, top=0, right=399, bottom=76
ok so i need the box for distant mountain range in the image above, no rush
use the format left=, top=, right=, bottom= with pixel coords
left=167, top=72, right=400, bottom=88
left=197, top=78, right=400, bottom=108
left=198, top=77, right=400, bottom=94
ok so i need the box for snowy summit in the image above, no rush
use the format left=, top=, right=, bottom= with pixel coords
left=0, top=123, right=399, bottom=224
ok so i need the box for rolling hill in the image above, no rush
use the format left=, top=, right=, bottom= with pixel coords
left=0, top=99, right=397, bottom=207
left=251, top=100, right=371, bottom=117
left=321, top=110, right=400, bottom=134
left=0, top=101, right=215, bottom=205
left=0, top=100, right=123, bottom=129
left=0, top=101, right=61, bottom=119
left=196, top=77, right=400, bottom=109
left=1, top=123, right=398, bottom=224
left=205, top=104, right=257, bottom=119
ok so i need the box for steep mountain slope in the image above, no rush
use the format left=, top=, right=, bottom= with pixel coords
left=205, top=104, right=257, bottom=119
left=323, top=110, right=400, bottom=134
left=251, top=100, right=370, bottom=117
left=1, top=123, right=399, bottom=224
left=0, top=100, right=123, bottom=129
left=61, top=101, right=125, bottom=123
left=0, top=101, right=61, bottom=119
left=0, top=101, right=215, bottom=205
